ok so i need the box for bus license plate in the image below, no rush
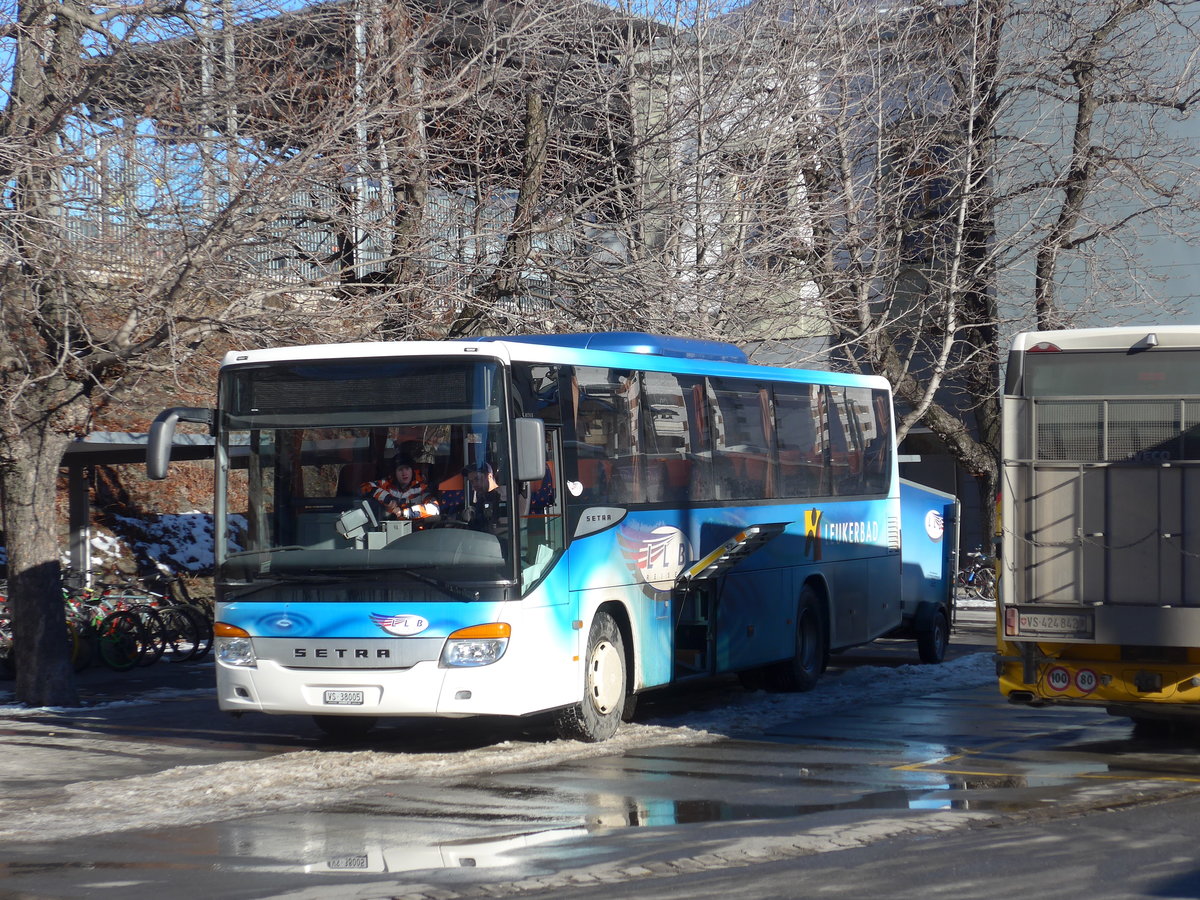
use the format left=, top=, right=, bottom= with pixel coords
left=323, top=690, right=364, bottom=706
left=326, top=855, right=369, bottom=870
left=1017, top=611, right=1094, bottom=639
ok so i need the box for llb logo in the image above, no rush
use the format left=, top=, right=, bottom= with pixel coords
left=618, top=524, right=691, bottom=592
left=369, top=613, right=430, bottom=636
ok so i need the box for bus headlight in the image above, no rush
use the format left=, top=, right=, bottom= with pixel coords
left=441, top=623, right=511, bottom=667
left=214, top=622, right=257, bottom=668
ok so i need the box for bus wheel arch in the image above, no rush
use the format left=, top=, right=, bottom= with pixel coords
left=554, top=605, right=630, bottom=741
left=768, top=580, right=829, bottom=692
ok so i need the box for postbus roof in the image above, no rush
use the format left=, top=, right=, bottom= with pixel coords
left=1010, top=325, right=1200, bottom=353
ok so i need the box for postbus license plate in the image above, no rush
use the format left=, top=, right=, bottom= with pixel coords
left=1017, top=611, right=1093, bottom=639
left=323, top=690, right=365, bottom=706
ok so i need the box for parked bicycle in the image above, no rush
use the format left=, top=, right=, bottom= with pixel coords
left=956, top=549, right=996, bottom=601
left=2, top=567, right=213, bottom=677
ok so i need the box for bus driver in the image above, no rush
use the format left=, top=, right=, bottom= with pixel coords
left=362, top=452, right=441, bottom=521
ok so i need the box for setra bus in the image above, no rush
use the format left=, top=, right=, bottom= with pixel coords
left=999, top=325, right=1200, bottom=727
left=148, top=332, right=956, bottom=741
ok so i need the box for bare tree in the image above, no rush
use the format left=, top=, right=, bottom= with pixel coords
left=0, top=0, right=547, bottom=705
left=4, top=0, right=1197, bottom=704
left=641, top=0, right=1200, bottom=544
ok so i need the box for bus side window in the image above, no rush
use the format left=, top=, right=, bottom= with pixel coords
left=826, top=386, right=863, bottom=495
left=688, top=381, right=714, bottom=501
left=774, top=383, right=824, bottom=498
left=862, top=389, right=892, bottom=494
left=641, top=370, right=694, bottom=504
left=708, top=377, right=773, bottom=501
left=573, top=366, right=642, bottom=504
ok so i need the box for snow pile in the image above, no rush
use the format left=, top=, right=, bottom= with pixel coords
left=0, top=512, right=243, bottom=577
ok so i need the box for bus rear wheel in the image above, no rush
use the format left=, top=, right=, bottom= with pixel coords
left=768, top=588, right=826, bottom=692
left=554, top=611, right=626, bottom=742
left=917, top=608, right=950, bottom=664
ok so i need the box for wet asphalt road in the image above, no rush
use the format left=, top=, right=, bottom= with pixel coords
left=4, top=608, right=1200, bottom=900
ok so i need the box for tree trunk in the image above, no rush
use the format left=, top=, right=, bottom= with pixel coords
left=2, top=429, right=78, bottom=707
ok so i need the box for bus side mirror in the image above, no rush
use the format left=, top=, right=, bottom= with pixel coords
left=147, top=407, right=215, bottom=480
left=514, top=417, right=546, bottom=483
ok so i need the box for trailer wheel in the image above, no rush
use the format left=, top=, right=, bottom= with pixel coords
left=554, top=611, right=626, bottom=742
left=917, top=608, right=949, bottom=664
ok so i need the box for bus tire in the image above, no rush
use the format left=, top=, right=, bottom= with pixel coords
left=917, top=608, right=950, bottom=664
left=313, top=715, right=378, bottom=740
left=554, top=611, right=626, bottom=742
left=621, top=690, right=639, bottom=723
left=768, top=587, right=825, bottom=692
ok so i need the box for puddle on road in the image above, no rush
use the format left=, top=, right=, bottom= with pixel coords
left=0, top=736, right=1178, bottom=887
left=0, top=764, right=1111, bottom=885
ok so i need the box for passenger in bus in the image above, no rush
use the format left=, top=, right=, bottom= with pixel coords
left=362, top=452, right=441, bottom=520
left=527, top=462, right=555, bottom=514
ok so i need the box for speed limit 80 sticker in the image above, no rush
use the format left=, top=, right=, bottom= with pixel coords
left=1074, top=668, right=1098, bottom=693
left=1046, top=666, right=1098, bottom=694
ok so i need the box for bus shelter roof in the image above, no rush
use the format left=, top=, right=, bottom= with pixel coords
left=58, top=433, right=226, bottom=580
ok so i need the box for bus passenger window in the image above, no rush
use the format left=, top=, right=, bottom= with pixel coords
left=861, top=389, right=893, bottom=494
left=774, top=384, right=825, bottom=498
left=708, top=377, right=773, bottom=501
left=642, top=371, right=697, bottom=504
left=572, top=366, right=643, bottom=504
left=826, top=386, right=864, bottom=495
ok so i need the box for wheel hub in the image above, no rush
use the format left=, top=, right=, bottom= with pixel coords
left=587, top=639, right=623, bottom=714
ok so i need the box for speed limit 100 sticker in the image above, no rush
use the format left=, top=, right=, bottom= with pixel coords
left=1046, top=666, right=1072, bottom=692
left=1075, top=668, right=1098, bottom=694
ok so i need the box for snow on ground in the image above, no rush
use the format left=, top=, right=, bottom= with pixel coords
left=0, top=632, right=995, bottom=844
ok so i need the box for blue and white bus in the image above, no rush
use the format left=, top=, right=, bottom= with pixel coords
left=148, top=333, right=955, bottom=741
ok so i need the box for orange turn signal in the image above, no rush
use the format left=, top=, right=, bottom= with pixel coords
left=214, top=621, right=251, bottom=638
left=448, top=623, right=511, bottom=640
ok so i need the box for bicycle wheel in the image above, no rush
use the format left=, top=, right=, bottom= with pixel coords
left=131, top=606, right=167, bottom=666
left=977, top=569, right=997, bottom=601
left=158, top=605, right=201, bottom=662
left=0, top=613, right=15, bottom=679
left=180, top=604, right=213, bottom=661
left=96, top=611, right=144, bottom=671
left=67, top=619, right=94, bottom=672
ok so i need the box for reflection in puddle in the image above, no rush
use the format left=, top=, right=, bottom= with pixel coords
left=302, top=825, right=590, bottom=874
left=0, top=738, right=1157, bottom=886
left=208, top=752, right=1125, bottom=876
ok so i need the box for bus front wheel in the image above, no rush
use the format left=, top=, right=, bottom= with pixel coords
left=555, top=611, right=626, bottom=742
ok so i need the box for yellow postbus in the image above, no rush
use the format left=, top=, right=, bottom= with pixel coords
left=998, top=326, right=1200, bottom=729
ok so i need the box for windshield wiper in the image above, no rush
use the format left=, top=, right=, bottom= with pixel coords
left=375, top=567, right=482, bottom=602
left=224, top=546, right=305, bottom=561
left=218, top=573, right=344, bottom=601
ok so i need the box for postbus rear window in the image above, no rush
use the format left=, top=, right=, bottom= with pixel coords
left=1019, top=349, right=1200, bottom=397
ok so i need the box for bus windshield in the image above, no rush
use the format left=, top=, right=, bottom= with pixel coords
left=217, top=357, right=515, bottom=587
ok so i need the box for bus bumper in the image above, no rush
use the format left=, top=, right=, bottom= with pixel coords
left=216, top=654, right=578, bottom=718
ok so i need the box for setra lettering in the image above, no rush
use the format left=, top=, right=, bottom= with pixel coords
left=292, top=647, right=393, bottom=659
